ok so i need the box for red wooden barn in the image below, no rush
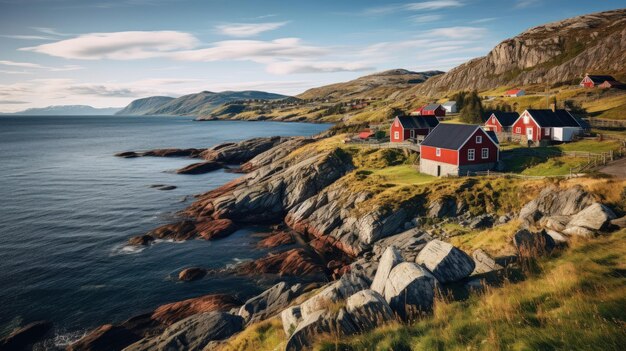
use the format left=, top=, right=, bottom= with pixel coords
left=580, top=74, right=617, bottom=88
left=358, top=129, right=375, bottom=139
left=511, top=109, right=583, bottom=142
left=390, top=116, right=439, bottom=143
left=419, top=124, right=499, bottom=177
left=412, top=103, right=446, bottom=117
left=505, top=89, right=525, bottom=97
left=484, top=112, right=520, bottom=132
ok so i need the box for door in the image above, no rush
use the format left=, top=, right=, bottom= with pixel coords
left=526, top=127, right=533, bottom=141
left=436, top=165, right=441, bottom=177
left=410, top=130, right=415, bottom=139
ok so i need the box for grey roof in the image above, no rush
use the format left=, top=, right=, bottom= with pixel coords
left=422, top=103, right=442, bottom=111
left=442, top=101, right=456, bottom=106
left=526, top=109, right=581, bottom=128
left=397, top=115, right=439, bottom=129
left=587, top=75, right=616, bottom=84
left=421, top=123, right=482, bottom=150
left=489, top=112, right=519, bottom=127
left=486, top=130, right=499, bottom=144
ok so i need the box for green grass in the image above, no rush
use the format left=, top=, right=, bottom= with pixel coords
left=316, top=230, right=626, bottom=351
left=364, top=165, right=435, bottom=186
left=557, top=140, right=621, bottom=153
left=521, top=156, right=588, bottom=176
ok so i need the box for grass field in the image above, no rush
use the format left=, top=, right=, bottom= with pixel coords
left=364, top=165, right=435, bottom=186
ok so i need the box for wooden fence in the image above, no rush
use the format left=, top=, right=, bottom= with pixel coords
left=345, top=140, right=421, bottom=152
left=587, top=118, right=626, bottom=129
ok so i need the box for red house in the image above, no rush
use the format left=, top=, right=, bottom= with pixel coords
left=599, top=80, right=625, bottom=89
left=358, top=129, right=375, bottom=139
left=390, top=116, right=439, bottom=142
left=505, top=89, right=525, bottom=97
left=419, top=124, right=499, bottom=177
left=511, top=109, right=583, bottom=143
left=580, top=74, right=617, bottom=88
left=484, top=112, right=520, bottom=132
left=411, top=103, right=446, bottom=117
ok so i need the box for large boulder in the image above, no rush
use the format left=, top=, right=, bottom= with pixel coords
left=513, top=229, right=555, bottom=256
left=238, top=282, right=310, bottom=324
left=345, top=290, right=394, bottom=332
left=384, top=262, right=438, bottom=319
left=237, top=248, right=326, bottom=278
left=285, top=309, right=356, bottom=351
left=372, top=228, right=431, bottom=262
left=176, top=161, right=222, bottom=174
left=415, top=240, right=475, bottom=283
left=519, top=186, right=594, bottom=227
left=567, top=203, right=617, bottom=231
left=151, top=294, right=240, bottom=326
left=178, top=267, right=207, bottom=282
left=123, top=312, right=244, bottom=351
left=68, top=324, right=142, bottom=351
left=200, top=136, right=288, bottom=163
left=427, top=197, right=457, bottom=218
left=300, top=271, right=370, bottom=318
left=471, top=249, right=503, bottom=275
left=281, top=306, right=302, bottom=336
left=370, top=246, right=403, bottom=295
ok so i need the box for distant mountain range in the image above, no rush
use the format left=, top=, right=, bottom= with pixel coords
left=3, top=105, right=122, bottom=116
left=115, top=91, right=288, bottom=116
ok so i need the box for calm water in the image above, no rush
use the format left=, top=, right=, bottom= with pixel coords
left=0, top=115, right=329, bottom=344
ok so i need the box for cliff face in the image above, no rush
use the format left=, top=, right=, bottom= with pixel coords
left=115, top=96, right=175, bottom=115
left=415, top=8, right=626, bottom=95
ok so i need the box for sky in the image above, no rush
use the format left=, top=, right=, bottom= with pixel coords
left=0, top=0, right=624, bottom=112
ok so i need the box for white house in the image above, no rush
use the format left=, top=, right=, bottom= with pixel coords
left=442, top=101, right=457, bottom=113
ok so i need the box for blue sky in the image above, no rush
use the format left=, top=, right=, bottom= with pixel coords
left=0, top=0, right=623, bottom=111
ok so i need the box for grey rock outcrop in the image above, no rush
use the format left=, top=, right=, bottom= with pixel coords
left=384, top=262, right=438, bottom=319
left=513, top=229, right=556, bottom=255
left=345, top=290, right=395, bottom=332
left=285, top=309, right=356, bottom=351
left=427, top=197, right=457, bottom=218
left=200, top=136, right=289, bottom=163
left=566, top=203, right=616, bottom=231
left=372, top=228, right=431, bottom=262
left=416, top=240, right=475, bottom=283
left=300, top=271, right=370, bottom=318
left=370, top=246, right=403, bottom=295
left=519, top=186, right=594, bottom=227
left=237, top=282, right=306, bottom=324
left=123, top=312, right=243, bottom=351
left=471, top=249, right=503, bottom=275
left=238, top=137, right=315, bottom=172
left=281, top=306, right=302, bottom=336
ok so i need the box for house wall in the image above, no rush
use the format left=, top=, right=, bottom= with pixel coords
left=420, top=145, right=458, bottom=164
left=580, top=76, right=594, bottom=88
left=390, top=118, right=405, bottom=142
left=552, top=127, right=582, bottom=142
left=443, top=105, right=457, bottom=113
left=419, top=158, right=459, bottom=177
left=420, top=106, right=446, bottom=117
left=458, top=129, right=499, bottom=165
left=511, top=111, right=546, bottom=142
left=484, top=114, right=503, bottom=132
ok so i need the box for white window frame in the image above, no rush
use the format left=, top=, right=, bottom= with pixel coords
left=394, top=131, right=399, bottom=140
left=482, top=148, right=489, bottom=159
left=468, top=149, right=475, bottom=161
left=410, top=129, right=415, bottom=138
left=436, top=148, right=441, bottom=157
left=515, top=127, right=521, bottom=134
left=523, top=115, right=529, bottom=124
left=476, top=135, right=482, bottom=144
left=545, top=128, right=550, bottom=136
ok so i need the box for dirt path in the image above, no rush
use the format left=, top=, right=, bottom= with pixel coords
left=599, top=158, right=626, bottom=178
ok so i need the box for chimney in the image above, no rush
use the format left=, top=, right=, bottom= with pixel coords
left=550, top=103, right=556, bottom=112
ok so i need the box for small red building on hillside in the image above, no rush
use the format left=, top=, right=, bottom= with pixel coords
left=390, top=116, right=439, bottom=142
left=484, top=112, right=520, bottom=133
left=511, top=109, right=583, bottom=142
left=505, top=89, right=525, bottom=97
left=419, top=124, right=499, bottom=177
left=411, top=103, right=446, bottom=117
left=580, top=74, right=617, bottom=88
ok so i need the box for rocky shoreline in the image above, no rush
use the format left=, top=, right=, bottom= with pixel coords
left=6, top=134, right=624, bottom=351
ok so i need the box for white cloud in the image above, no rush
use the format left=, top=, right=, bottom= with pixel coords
left=427, top=26, right=487, bottom=39
left=0, top=60, right=83, bottom=72
left=365, top=1, right=463, bottom=15
left=215, top=22, right=288, bottom=37
left=515, top=0, right=540, bottom=9
left=20, top=31, right=198, bottom=60
left=0, top=60, right=45, bottom=69
left=411, top=14, right=444, bottom=23
left=266, top=61, right=374, bottom=75
left=471, top=17, right=497, bottom=24
left=171, top=38, right=329, bottom=62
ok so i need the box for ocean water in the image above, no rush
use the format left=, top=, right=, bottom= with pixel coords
left=0, top=115, right=329, bottom=343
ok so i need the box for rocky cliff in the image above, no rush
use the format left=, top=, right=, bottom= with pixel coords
left=415, top=8, right=626, bottom=95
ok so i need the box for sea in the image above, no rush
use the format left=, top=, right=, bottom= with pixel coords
left=0, top=115, right=330, bottom=345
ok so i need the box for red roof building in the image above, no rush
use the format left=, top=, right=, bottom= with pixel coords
left=484, top=112, right=520, bottom=133
left=358, top=129, right=375, bottom=139
left=390, top=116, right=439, bottom=143
left=505, top=89, right=525, bottom=97
left=419, top=124, right=499, bottom=177
left=411, top=103, right=446, bottom=117
left=511, top=109, right=584, bottom=142
left=580, top=74, right=617, bottom=88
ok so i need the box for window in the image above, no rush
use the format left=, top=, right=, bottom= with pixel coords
left=515, top=127, right=521, bottom=134
left=523, top=115, right=529, bottom=123
left=468, top=149, right=475, bottom=161
left=410, top=130, right=415, bottom=138
left=482, top=148, right=489, bottom=159
left=394, top=131, right=400, bottom=140
left=476, top=135, right=482, bottom=144
left=545, top=128, right=550, bottom=136
left=436, top=148, right=441, bottom=157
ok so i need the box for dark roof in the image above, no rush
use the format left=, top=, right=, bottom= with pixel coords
left=586, top=75, right=616, bottom=84
left=489, top=112, right=520, bottom=127
left=421, top=103, right=442, bottom=111
left=526, top=109, right=581, bottom=127
left=397, top=115, right=439, bottom=129
left=421, top=123, right=482, bottom=150
left=486, top=130, right=499, bottom=144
